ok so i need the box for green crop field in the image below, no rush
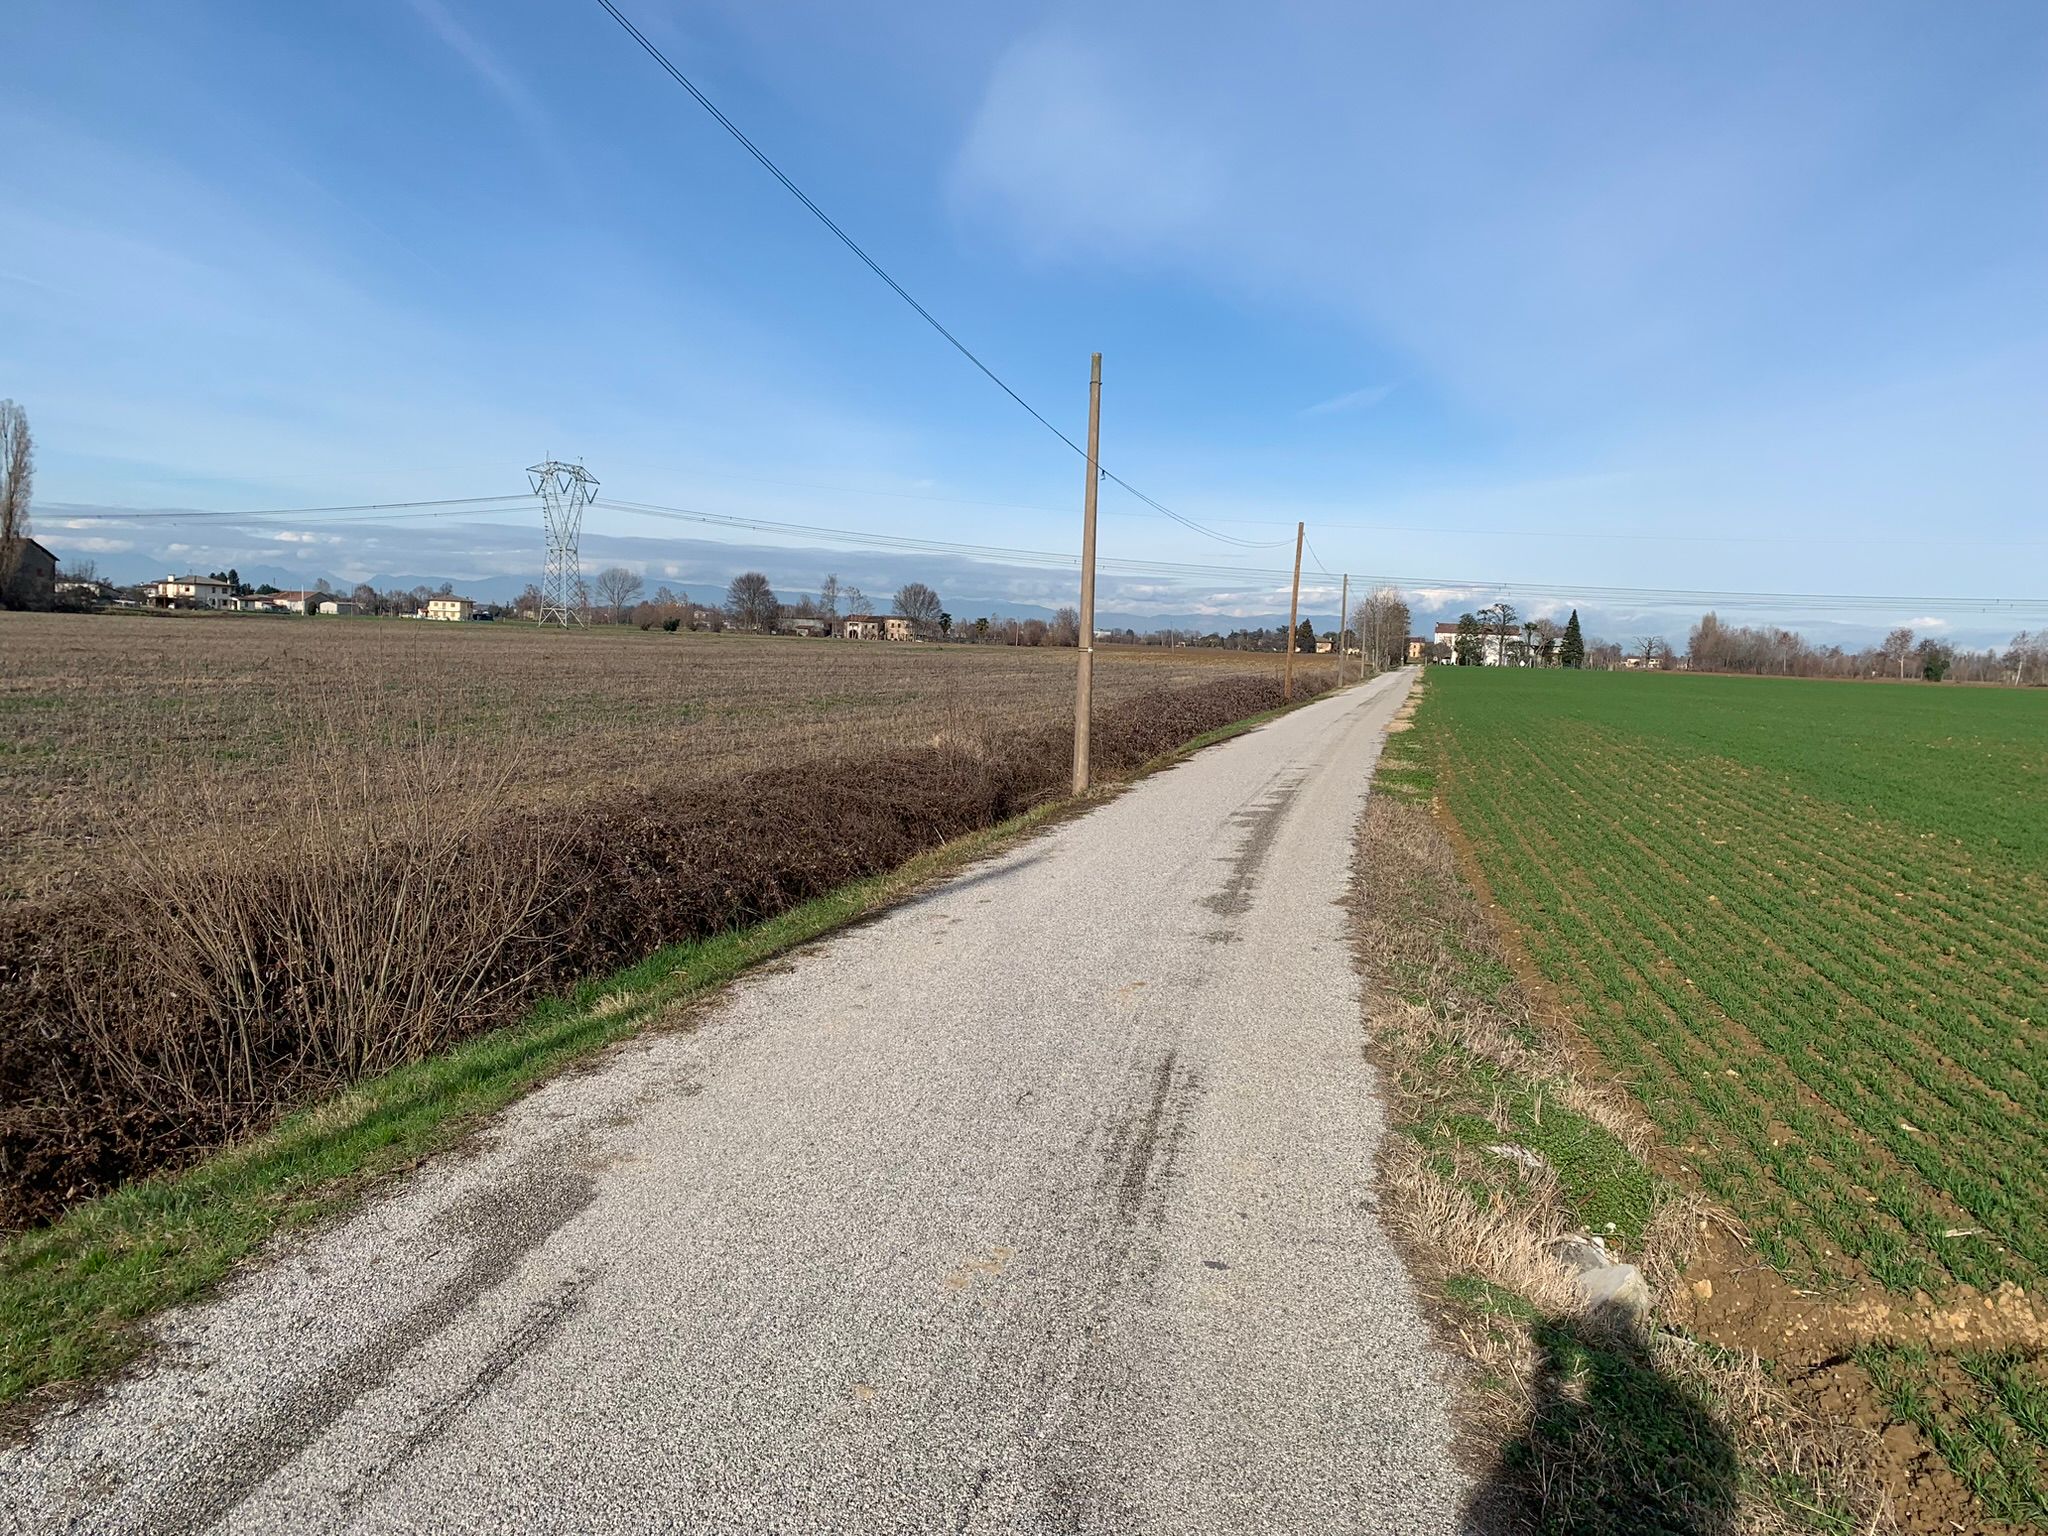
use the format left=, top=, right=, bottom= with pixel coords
left=1408, top=668, right=2048, bottom=1525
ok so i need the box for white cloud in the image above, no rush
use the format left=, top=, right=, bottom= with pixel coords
left=1405, top=586, right=1486, bottom=609
left=1903, top=615, right=1949, bottom=630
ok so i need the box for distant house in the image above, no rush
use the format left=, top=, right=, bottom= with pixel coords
left=1432, top=620, right=1522, bottom=666
left=3, top=537, right=57, bottom=609
left=316, top=598, right=357, bottom=616
left=1405, top=636, right=1429, bottom=662
left=232, top=589, right=327, bottom=614
left=425, top=596, right=475, bottom=622
left=788, top=616, right=831, bottom=638
left=144, top=574, right=232, bottom=610
left=841, top=613, right=915, bottom=641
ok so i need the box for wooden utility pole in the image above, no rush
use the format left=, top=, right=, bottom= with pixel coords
left=1283, top=520, right=1304, bottom=702
left=1337, top=572, right=1350, bottom=686
left=1072, top=352, right=1103, bottom=794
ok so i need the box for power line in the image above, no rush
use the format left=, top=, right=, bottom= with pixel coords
left=588, top=0, right=1288, bottom=552
left=53, top=494, right=528, bottom=523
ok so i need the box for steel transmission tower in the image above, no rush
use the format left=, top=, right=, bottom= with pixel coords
left=527, top=459, right=597, bottom=626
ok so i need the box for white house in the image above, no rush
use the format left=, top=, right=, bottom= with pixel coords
left=234, top=589, right=327, bottom=614
left=1433, top=621, right=1523, bottom=665
left=425, top=596, right=475, bottom=622
left=144, top=574, right=232, bottom=609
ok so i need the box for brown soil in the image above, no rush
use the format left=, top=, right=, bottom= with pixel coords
left=1676, top=1219, right=2048, bottom=1368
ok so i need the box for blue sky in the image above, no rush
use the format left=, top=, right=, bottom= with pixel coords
left=5, top=0, right=2045, bottom=643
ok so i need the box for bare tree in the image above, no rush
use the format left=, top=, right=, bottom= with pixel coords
left=1351, top=586, right=1412, bottom=673
left=1050, top=605, right=1081, bottom=647
left=2006, top=631, right=2048, bottom=687
left=1633, top=636, right=1664, bottom=666
left=1882, top=626, right=1915, bottom=680
left=818, top=574, right=841, bottom=621
left=595, top=566, right=644, bottom=623
left=891, top=581, right=943, bottom=637
left=725, top=571, right=779, bottom=631
left=1486, top=602, right=1519, bottom=667
left=839, top=583, right=868, bottom=617
left=0, top=400, right=32, bottom=596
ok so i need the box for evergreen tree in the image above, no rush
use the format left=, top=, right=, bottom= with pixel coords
left=1454, top=612, right=1482, bottom=666
left=1560, top=608, right=1586, bottom=669
left=1295, top=618, right=1315, bottom=652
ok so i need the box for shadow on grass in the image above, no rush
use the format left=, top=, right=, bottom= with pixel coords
left=1466, top=1314, right=1739, bottom=1536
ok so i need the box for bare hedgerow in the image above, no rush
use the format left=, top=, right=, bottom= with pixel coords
left=77, top=715, right=563, bottom=1128
left=0, top=668, right=1332, bottom=1230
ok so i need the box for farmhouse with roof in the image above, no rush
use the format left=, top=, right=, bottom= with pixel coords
left=144, top=574, right=233, bottom=609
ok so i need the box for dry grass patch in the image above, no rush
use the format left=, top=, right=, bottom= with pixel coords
left=0, top=612, right=1329, bottom=903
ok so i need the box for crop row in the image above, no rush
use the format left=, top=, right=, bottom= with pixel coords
left=1449, top=772, right=1962, bottom=1287
left=1425, top=698, right=2043, bottom=1295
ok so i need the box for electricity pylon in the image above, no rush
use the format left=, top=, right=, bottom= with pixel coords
left=528, top=459, right=597, bottom=627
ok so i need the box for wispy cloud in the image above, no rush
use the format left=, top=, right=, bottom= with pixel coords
left=951, top=33, right=1224, bottom=260
left=1302, top=384, right=1395, bottom=418
left=403, top=0, right=567, bottom=180
left=406, top=0, right=540, bottom=121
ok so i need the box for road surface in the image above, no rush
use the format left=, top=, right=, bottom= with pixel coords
left=6, top=667, right=1466, bottom=1534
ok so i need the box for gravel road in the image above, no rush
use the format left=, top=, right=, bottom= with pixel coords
left=5, top=667, right=1467, bottom=1534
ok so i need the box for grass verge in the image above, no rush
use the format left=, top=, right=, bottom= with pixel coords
left=0, top=680, right=1334, bottom=1428
left=1356, top=678, right=1884, bottom=1534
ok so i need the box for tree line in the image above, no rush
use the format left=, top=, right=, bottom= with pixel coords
left=521, top=569, right=958, bottom=637
left=1686, top=613, right=2044, bottom=684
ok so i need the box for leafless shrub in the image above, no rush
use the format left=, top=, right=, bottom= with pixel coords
left=77, top=721, right=559, bottom=1129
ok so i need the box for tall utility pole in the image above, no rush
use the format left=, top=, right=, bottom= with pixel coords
left=1071, top=353, right=1103, bottom=794
left=1282, top=521, right=1305, bottom=701
left=1337, top=572, right=1350, bottom=686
